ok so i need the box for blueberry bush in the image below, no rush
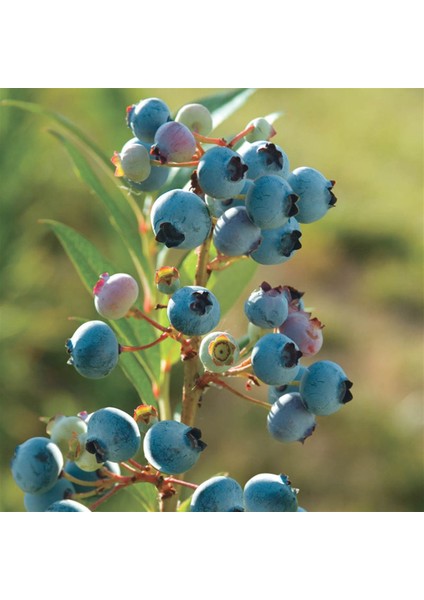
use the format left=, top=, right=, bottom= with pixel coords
left=2, top=89, right=422, bottom=512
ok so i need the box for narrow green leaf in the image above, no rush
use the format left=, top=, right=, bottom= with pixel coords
left=208, top=258, right=258, bottom=318
left=41, top=219, right=159, bottom=404
left=125, top=482, right=159, bottom=512
left=177, top=494, right=193, bottom=512
left=0, top=98, right=111, bottom=167
left=48, top=129, right=154, bottom=292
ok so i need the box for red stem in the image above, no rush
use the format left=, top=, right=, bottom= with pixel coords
left=120, top=332, right=169, bottom=352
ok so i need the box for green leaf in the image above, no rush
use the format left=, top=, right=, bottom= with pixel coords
left=177, top=494, right=194, bottom=512
left=195, top=88, right=256, bottom=131
left=125, top=482, right=159, bottom=512
left=48, top=129, right=154, bottom=292
left=0, top=98, right=111, bottom=167
left=208, top=258, right=258, bottom=318
left=42, top=219, right=158, bottom=404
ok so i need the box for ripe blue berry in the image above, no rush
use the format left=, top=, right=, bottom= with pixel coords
left=127, top=97, right=171, bottom=143
left=251, top=332, right=302, bottom=386
left=65, top=321, right=120, bottom=379
left=197, top=146, right=248, bottom=200
left=85, top=407, right=141, bottom=464
left=244, top=282, right=289, bottom=329
left=24, top=477, right=76, bottom=512
left=167, top=285, right=220, bottom=336
left=245, top=175, right=298, bottom=230
left=251, top=217, right=302, bottom=265
left=93, top=272, right=139, bottom=320
left=143, top=420, right=207, bottom=474
left=213, top=206, right=261, bottom=256
left=287, top=167, right=337, bottom=223
left=11, top=437, right=63, bottom=495
left=45, top=499, right=90, bottom=512
left=267, top=392, right=316, bottom=443
left=299, top=360, right=353, bottom=415
left=199, top=331, right=240, bottom=373
left=244, top=473, right=298, bottom=512
left=151, top=121, right=197, bottom=164
left=190, top=476, right=244, bottom=512
left=238, top=141, right=290, bottom=180
left=175, top=103, right=213, bottom=135
left=151, top=189, right=212, bottom=250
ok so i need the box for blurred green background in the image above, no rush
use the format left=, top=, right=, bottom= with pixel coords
left=0, top=88, right=422, bottom=512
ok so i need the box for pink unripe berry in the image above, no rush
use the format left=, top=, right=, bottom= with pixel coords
left=151, top=121, right=197, bottom=164
left=93, top=273, right=139, bottom=320
left=279, top=310, right=324, bottom=357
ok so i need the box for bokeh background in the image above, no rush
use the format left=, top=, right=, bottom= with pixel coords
left=0, top=88, right=422, bottom=512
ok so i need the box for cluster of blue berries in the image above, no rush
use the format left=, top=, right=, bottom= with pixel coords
left=10, top=408, right=139, bottom=511
left=11, top=94, right=354, bottom=512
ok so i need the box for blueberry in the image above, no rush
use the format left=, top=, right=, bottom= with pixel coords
left=245, top=175, right=298, bottom=230
left=93, top=272, right=139, bottom=320
left=287, top=167, right=336, bottom=223
left=175, top=103, right=213, bottom=136
left=199, top=331, right=240, bottom=373
left=197, top=146, right=248, bottom=200
left=279, top=310, right=324, bottom=357
left=268, top=365, right=309, bottom=403
left=167, top=285, right=220, bottom=336
left=267, top=392, right=316, bottom=443
left=190, top=476, right=244, bottom=512
left=244, top=473, right=298, bottom=512
left=143, top=420, right=207, bottom=474
left=65, top=320, right=120, bottom=379
left=299, top=360, right=353, bottom=416
left=64, top=460, right=120, bottom=493
left=238, top=141, right=290, bottom=180
left=251, top=332, right=302, bottom=386
left=213, top=206, right=261, bottom=256
left=112, top=138, right=151, bottom=183
left=244, top=281, right=289, bottom=329
left=151, top=121, right=197, bottom=164
left=151, top=189, right=212, bottom=250
left=251, top=217, right=302, bottom=265
left=127, top=97, right=171, bottom=143
left=45, top=499, right=91, bottom=512
left=24, top=477, right=76, bottom=512
left=85, top=407, right=141, bottom=464
left=11, top=437, right=63, bottom=495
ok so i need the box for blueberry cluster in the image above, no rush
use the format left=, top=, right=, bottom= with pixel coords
left=11, top=93, right=354, bottom=512
left=10, top=408, right=144, bottom=511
